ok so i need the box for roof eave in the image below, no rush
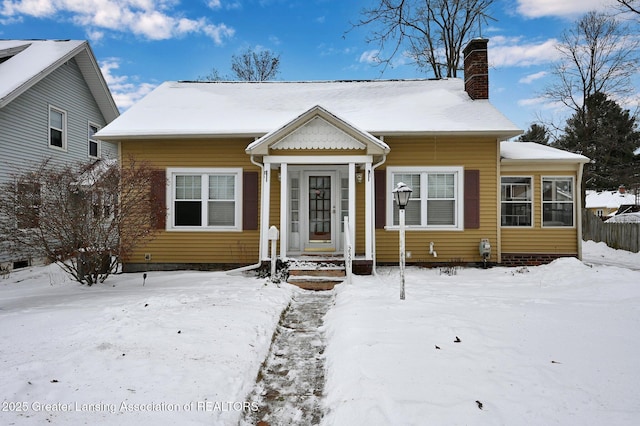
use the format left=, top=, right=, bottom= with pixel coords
left=1, top=41, right=120, bottom=123
left=376, top=130, right=522, bottom=139
left=501, top=158, right=590, bottom=165
left=96, top=132, right=263, bottom=141
left=100, top=129, right=522, bottom=142
left=75, top=43, right=120, bottom=123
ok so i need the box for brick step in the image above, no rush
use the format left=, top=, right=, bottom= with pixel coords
left=287, top=275, right=343, bottom=290
left=288, top=267, right=345, bottom=277
left=286, top=257, right=346, bottom=290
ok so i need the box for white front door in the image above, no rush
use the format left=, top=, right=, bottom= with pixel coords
left=303, top=171, right=337, bottom=252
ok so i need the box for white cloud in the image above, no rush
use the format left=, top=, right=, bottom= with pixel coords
left=224, top=1, right=242, bottom=10
left=518, top=97, right=546, bottom=107
left=517, top=96, right=568, bottom=117
left=318, top=43, right=354, bottom=57
left=0, top=0, right=235, bottom=44
left=359, top=50, right=380, bottom=64
left=100, top=58, right=157, bottom=110
left=490, top=37, right=561, bottom=67
left=207, top=0, right=222, bottom=9
left=86, top=29, right=105, bottom=44
left=269, top=35, right=281, bottom=46
left=1, top=0, right=55, bottom=17
left=519, top=71, right=548, bottom=84
left=516, top=0, right=619, bottom=18
left=203, top=23, right=235, bottom=44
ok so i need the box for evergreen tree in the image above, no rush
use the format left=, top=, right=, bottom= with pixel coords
left=553, top=92, right=640, bottom=190
left=518, top=123, right=550, bottom=144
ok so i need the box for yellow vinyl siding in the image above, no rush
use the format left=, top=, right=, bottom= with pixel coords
left=501, top=229, right=578, bottom=254
left=121, top=138, right=255, bottom=168
left=500, top=170, right=580, bottom=255
left=375, top=136, right=500, bottom=264
left=126, top=232, right=260, bottom=264
left=121, top=138, right=261, bottom=265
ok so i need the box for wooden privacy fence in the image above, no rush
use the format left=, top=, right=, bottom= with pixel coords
left=582, top=209, right=640, bottom=253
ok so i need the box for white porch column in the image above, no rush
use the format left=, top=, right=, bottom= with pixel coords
left=260, top=165, right=271, bottom=260
left=279, top=163, right=288, bottom=259
left=365, top=161, right=373, bottom=260
left=348, top=162, right=356, bottom=251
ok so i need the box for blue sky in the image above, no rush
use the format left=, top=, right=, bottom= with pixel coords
left=0, top=0, right=633, bottom=133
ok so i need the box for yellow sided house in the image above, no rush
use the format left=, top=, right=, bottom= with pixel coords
left=96, top=39, right=589, bottom=273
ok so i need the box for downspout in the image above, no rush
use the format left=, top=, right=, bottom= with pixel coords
left=226, top=154, right=265, bottom=275
left=370, top=153, right=387, bottom=275
left=576, top=162, right=585, bottom=260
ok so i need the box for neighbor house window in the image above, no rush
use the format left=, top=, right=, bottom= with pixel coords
left=88, top=123, right=100, bottom=158
left=169, top=168, right=241, bottom=230
left=542, top=177, right=574, bottom=227
left=388, top=167, right=463, bottom=229
left=49, top=106, right=66, bottom=150
left=501, top=177, right=532, bottom=226
left=16, top=181, right=41, bottom=229
left=92, top=192, right=114, bottom=219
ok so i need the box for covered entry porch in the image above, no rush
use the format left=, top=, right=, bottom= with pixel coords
left=245, top=105, right=389, bottom=266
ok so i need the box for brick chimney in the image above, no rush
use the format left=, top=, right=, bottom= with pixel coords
left=463, top=38, right=489, bottom=100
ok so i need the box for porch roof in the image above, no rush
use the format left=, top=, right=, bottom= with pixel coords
left=95, top=79, right=522, bottom=140
left=246, top=105, right=390, bottom=157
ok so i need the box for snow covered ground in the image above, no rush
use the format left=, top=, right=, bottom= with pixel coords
left=0, top=268, right=292, bottom=425
left=1, top=240, right=639, bottom=425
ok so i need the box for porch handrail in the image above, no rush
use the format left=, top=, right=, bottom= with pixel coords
left=343, top=216, right=353, bottom=284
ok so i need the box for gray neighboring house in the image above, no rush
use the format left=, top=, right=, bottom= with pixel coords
left=0, top=39, right=120, bottom=268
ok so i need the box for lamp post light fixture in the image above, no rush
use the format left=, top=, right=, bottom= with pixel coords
left=392, top=182, right=412, bottom=300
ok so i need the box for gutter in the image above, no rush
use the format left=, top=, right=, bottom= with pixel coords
left=227, top=154, right=265, bottom=275
left=577, top=161, right=585, bottom=261
left=370, top=152, right=387, bottom=275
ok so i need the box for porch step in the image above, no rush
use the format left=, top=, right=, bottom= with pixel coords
left=287, top=258, right=345, bottom=290
left=287, top=275, right=344, bottom=291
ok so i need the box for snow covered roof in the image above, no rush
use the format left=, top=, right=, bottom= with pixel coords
left=605, top=212, right=640, bottom=223
left=500, top=141, right=590, bottom=163
left=0, top=40, right=119, bottom=122
left=95, top=79, right=522, bottom=140
left=585, top=190, right=637, bottom=209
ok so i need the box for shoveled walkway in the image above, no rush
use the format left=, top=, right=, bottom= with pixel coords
left=241, top=289, right=334, bottom=426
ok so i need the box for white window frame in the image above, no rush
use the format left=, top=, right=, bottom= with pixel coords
left=88, top=122, right=101, bottom=158
left=500, top=176, right=533, bottom=227
left=541, top=176, right=575, bottom=228
left=386, top=166, right=464, bottom=230
left=167, top=168, right=242, bottom=232
left=48, top=105, right=67, bottom=151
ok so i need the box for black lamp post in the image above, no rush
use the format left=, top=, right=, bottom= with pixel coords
left=392, top=182, right=412, bottom=300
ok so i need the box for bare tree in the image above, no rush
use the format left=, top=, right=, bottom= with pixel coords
left=356, top=0, right=495, bottom=78
left=198, top=67, right=225, bottom=81
left=544, top=11, right=639, bottom=118
left=199, top=48, right=281, bottom=82
left=231, top=48, right=281, bottom=81
left=615, top=0, right=640, bottom=16
left=0, top=158, right=165, bottom=285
